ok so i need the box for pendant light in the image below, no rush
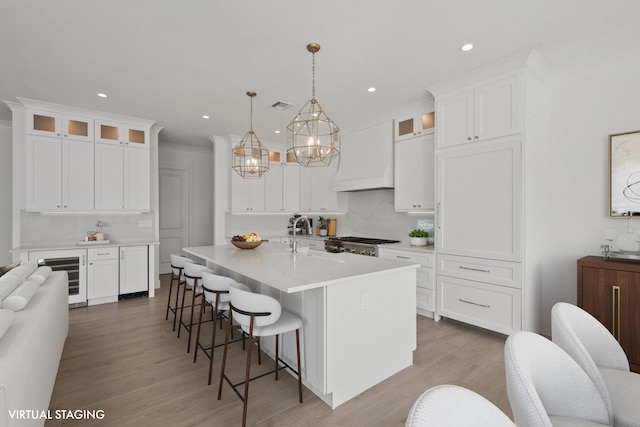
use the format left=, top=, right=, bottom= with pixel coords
left=287, top=43, right=340, bottom=167
left=232, top=91, right=269, bottom=178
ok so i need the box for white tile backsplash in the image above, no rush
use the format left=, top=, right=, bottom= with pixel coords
left=20, top=211, right=156, bottom=246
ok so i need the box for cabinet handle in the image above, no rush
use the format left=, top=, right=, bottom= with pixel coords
left=612, top=285, right=621, bottom=342
left=437, top=202, right=441, bottom=229
left=97, top=252, right=109, bottom=256
left=81, top=255, right=85, bottom=266
left=459, top=265, right=491, bottom=273
left=396, top=255, right=411, bottom=260
left=459, top=298, right=490, bottom=308
left=63, top=134, right=68, bottom=137
left=467, top=137, right=472, bottom=141
left=474, top=136, right=479, bottom=140
left=57, top=205, right=61, bottom=208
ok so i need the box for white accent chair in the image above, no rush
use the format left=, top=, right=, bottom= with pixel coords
left=167, top=254, right=192, bottom=331
left=552, top=302, right=640, bottom=427
left=218, top=282, right=303, bottom=427
left=504, top=331, right=613, bottom=427
left=405, top=384, right=515, bottom=427
left=178, top=262, right=213, bottom=353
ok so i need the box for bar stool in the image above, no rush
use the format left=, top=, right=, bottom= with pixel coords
left=218, top=282, right=303, bottom=427
left=193, top=271, right=237, bottom=384
left=166, top=254, right=192, bottom=331
left=178, top=261, right=213, bottom=353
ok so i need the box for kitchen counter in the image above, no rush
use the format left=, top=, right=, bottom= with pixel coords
left=183, top=241, right=418, bottom=409
left=382, top=242, right=435, bottom=253
left=11, top=240, right=160, bottom=252
left=183, top=241, right=418, bottom=293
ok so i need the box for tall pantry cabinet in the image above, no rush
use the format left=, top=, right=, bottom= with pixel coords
left=429, top=50, right=548, bottom=335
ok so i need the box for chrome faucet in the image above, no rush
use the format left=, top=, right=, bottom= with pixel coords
left=291, top=215, right=311, bottom=253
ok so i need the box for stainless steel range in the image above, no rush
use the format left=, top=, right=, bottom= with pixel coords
left=324, top=236, right=400, bottom=256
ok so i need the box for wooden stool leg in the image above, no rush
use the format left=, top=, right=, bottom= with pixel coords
left=207, top=297, right=221, bottom=385
left=177, top=279, right=188, bottom=338
left=296, top=329, right=303, bottom=403
left=257, top=337, right=262, bottom=365
left=275, top=334, right=279, bottom=380
left=165, top=273, right=175, bottom=320
left=217, top=314, right=233, bottom=400
left=187, top=285, right=199, bottom=353
left=172, top=273, right=183, bottom=331
left=241, top=320, right=255, bottom=427
left=193, top=299, right=207, bottom=363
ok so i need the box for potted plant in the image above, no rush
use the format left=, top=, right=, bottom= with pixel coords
left=318, top=216, right=327, bottom=236
left=409, top=229, right=429, bottom=246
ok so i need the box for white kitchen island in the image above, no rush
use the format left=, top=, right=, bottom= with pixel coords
left=183, top=242, right=419, bottom=409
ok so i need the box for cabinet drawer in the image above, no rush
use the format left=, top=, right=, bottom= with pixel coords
left=88, top=247, right=118, bottom=261
left=437, top=275, right=521, bottom=335
left=417, top=286, right=434, bottom=313
left=437, top=254, right=521, bottom=288
left=380, top=248, right=433, bottom=267
left=417, top=267, right=433, bottom=290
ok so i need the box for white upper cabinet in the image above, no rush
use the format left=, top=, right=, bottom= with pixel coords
left=95, top=143, right=150, bottom=211
left=16, top=99, right=155, bottom=212
left=265, top=150, right=300, bottom=213
left=436, top=75, right=520, bottom=148
left=395, top=134, right=434, bottom=212
left=95, top=119, right=150, bottom=148
left=25, top=135, right=94, bottom=211
left=299, top=161, right=343, bottom=212
left=27, top=110, right=94, bottom=142
left=231, top=171, right=266, bottom=212
left=394, top=112, right=435, bottom=142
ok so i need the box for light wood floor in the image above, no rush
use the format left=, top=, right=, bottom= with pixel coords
left=44, top=274, right=512, bottom=426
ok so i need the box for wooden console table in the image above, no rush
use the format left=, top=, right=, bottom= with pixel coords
left=577, top=256, right=640, bottom=373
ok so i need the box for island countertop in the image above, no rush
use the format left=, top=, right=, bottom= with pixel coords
left=183, top=242, right=419, bottom=294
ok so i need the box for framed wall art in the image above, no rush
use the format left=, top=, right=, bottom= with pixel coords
left=610, top=130, right=640, bottom=217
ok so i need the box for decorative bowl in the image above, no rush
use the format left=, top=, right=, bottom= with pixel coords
left=231, top=240, right=262, bottom=249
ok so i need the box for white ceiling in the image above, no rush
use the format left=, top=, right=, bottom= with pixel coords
left=1, top=1, right=639, bottom=147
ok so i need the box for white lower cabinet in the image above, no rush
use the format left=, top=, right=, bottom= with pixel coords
left=87, top=247, right=119, bottom=305
left=436, top=274, right=521, bottom=335
left=119, top=245, right=148, bottom=295
left=378, top=247, right=437, bottom=319
left=436, top=253, right=522, bottom=334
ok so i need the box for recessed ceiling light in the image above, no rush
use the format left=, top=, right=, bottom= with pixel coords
left=202, top=115, right=210, bottom=119
left=368, top=87, right=376, bottom=93
left=274, top=130, right=281, bottom=134
left=460, top=43, right=474, bottom=52
left=97, top=93, right=108, bottom=98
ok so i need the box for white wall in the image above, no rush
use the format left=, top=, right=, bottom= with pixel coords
left=538, top=42, right=640, bottom=333
left=158, top=141, right=214, bottom=247
left=0, top=121, right=12, bottom=265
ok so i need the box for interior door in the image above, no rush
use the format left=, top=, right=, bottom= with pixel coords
left=159, top=168, right=189, bottom=274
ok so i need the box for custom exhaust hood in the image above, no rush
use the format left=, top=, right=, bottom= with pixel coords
left=333, top=120, right=394, bottom=192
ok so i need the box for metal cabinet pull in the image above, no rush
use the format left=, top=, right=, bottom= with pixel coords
left=396, top=255, right=411, bottom=260
left=612, top=285, right=621, bottom=342
left=459, top=266, right=491, bottom=273
left=459, top=298, right=490, bottom=308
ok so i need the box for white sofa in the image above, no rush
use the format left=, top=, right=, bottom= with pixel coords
left=0, top=263, right=69, bottom=427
